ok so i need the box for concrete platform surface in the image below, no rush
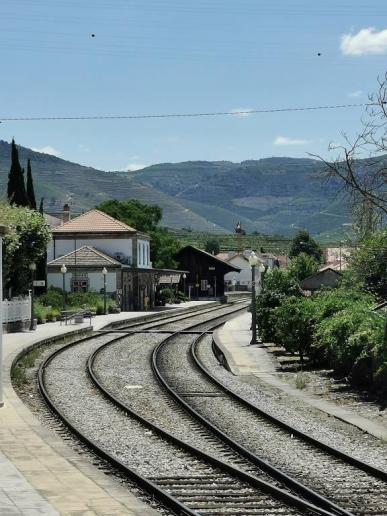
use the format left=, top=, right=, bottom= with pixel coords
left=214, top=312, right=387, bottom=442
left=1, top=301, right=212, bottom=516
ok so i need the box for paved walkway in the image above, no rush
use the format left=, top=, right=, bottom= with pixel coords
left=0, top=301, right=213, bottom=516
left=214, top=312, right=387, bottom=442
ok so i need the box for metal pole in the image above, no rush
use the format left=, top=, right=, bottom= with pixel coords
left=214, top=275, right=217, bottom=299
left=62, top=272, right=66, bottom=310
left=250, top=264, right=257, bottom=345
left=29, top=269, right=35, bottom=331
left=104, top=275, right=107, bottom=315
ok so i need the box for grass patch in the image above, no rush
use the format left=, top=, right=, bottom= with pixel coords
left=11, top=348, right=43, bottom=389
left=295, top=372, right=310, bottom=390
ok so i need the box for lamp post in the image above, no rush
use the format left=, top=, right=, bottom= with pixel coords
left=102, top=267, right=108, bottom=315
left=248, top=251, right=259, bottom=345
left=29, top=262, right=37, bottom=331
left=182, top=273, right=186, bottom=296
left=60, top=264, right=67, bottom=311
left=0, top=225, right=9, bottom=408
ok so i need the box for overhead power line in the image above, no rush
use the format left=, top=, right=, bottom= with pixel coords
left=0, top=102, right=375, bottom=123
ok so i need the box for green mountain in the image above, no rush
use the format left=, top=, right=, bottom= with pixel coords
left=0, top=140, right=360, bottom=236
left=0, top=141, right=228, bottom=232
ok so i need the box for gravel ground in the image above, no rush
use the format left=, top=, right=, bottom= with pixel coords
left=43, top=327, right=300, bottom=515
left=279, top=368, right=387, bottom=427
left=199, top=338, right=387, bottom=470
left=156, top=333, right=387, bottom=516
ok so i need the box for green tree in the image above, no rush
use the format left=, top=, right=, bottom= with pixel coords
left=0, top=202, right=51, bottom=295
left=349, top=229, right=387, bottom=299
left=205, top=238, right=220, bottom=255
left=289, top=230, right=322, bottom=262
left=97, top=199, right=162, bottom=232
left=255, top=268, right=301, bottom=342
left=288, top=252, right=319, bottom=282
left=97, top=199, right=180, bottom=269
left=274, top=297, right=317, bottom=362
left=7, top=139, right=28, bottom=207
left=26, top=159, right=37, bottom=210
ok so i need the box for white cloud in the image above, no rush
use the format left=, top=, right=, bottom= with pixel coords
left=31, top=145, right=61, bottom=156
left=230, top=108, right=254, bottom=118
left=341, top=27, right=387, bottom=56
left=273, top=136, right=310, bottom=146
left=122, top=162, right=147, bottom=171
left=348, top=90, right=363, bottom=98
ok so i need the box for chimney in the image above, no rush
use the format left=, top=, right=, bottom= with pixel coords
left=62, top=203, right=70, bottom=224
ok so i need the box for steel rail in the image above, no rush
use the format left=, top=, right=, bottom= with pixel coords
left=36, top=303, right=247, bottom=516
left=90, top=312, right=338, bottom=516
left=152, top=330, right=353, bottom=516
left=196, top=335, right=387, bottom=483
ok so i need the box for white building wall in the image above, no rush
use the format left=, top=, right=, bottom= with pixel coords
left=224, top=256, right=253, bottom=285
left=137, top=239, right=151, bottom=268
left=48, top=238, right=133, bottom=263
left=47, top=271, right=117, bottom=293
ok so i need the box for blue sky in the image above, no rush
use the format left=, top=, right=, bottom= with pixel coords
left=0, top=0, right=386, bottom=171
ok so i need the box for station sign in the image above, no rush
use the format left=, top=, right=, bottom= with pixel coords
left=33, top=280, right=45, bottom=287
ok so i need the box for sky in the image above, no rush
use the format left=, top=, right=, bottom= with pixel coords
left=0, top=0, right=386, bottom=171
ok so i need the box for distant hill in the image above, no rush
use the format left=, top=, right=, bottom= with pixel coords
left=0, top=141, right=227, bottom=232
left=1, top=139, right=375, bottom=236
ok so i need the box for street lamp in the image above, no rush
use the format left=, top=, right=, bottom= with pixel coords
left=248, top=251, right=259, bottom=345
left=0, top=224, right=9, bottom=408
left=102, top=267, right=108, bottom=315
left=29, top=262, right=37, bottom=331
left=60, top=264, right=67, bottom=311
left=182, top=273, right=187, bottom=296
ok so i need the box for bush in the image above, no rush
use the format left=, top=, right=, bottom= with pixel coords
left=288, top=252, right=319, bottom=282
left=34, top=301, right=49, bottom=323
left=38, top=286, right=63, bottom=309
left=273, top=296, right=317, bottom=362
left=256, top=269, right=301, bottom=342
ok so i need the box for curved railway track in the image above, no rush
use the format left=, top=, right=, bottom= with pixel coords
left=151, top=328, right=387, bottom=516
left=38, top=303, right=339, bottom=516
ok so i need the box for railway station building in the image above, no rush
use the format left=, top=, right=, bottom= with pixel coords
left=46, top=209, right=183, bottom=310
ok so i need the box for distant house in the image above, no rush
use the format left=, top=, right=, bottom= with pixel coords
left=217, top=253, right=264, bottom=292
left=300, top=268, right=342, bottom=293
left=175, top=246, right=241, bottom=298
left=47, top=209, right=182, bottom=310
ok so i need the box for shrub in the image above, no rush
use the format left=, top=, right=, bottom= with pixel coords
left=273, top=296, right=317, bottom=362
left=256, top=269, right=301, bottom=342
left=38, top=286, right=63, bottom=309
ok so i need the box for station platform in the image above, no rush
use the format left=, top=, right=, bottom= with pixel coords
left=0, top=301, right=213, bottom=515
left=214, top=312, right=387, bottom=442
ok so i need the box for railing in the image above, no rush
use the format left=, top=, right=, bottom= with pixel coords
left=2, top=296, right=31, bottom=323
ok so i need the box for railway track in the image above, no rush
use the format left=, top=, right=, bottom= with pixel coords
left=37, top=303, right=340, bottom=516
left=151, top=329, right=387, bottom=515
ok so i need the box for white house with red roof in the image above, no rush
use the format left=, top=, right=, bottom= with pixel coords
left=46, top=209, right=159, bottom=310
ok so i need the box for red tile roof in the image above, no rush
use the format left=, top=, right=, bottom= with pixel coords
left=52, top=209, right=137, bottom=234
left=47, top=245, right=122, bottom=267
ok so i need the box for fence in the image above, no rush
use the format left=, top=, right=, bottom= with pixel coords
left=2, top=296, right=31, bottom=323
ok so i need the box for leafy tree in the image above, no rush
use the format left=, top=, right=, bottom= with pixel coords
left=7, top=139, right=28, bottom=207
left=288, top=252, right=319, bottom=281
left=255, top=269, right=301, bottom=342
left=26, top=159, right=37, bottom=210
left=97, top=199, right=162, bottom=232
left=274, top=297, right=317, bottom=362
left=205, top=238, right=220, bottom=255
left=349, top=228, right=387, bottom=299
left=0, top=202, right=51, bottom=295
left=96, top=199, right=180, bottom=269
left=289, top=230, right=322, bottom=262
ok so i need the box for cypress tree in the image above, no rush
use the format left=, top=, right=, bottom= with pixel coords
left=7, top=139, right=28, bottom=206
left=26, top=159, right=37, bottom=209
